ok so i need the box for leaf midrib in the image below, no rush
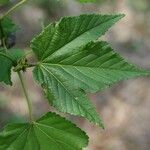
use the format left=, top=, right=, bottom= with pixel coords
left=40, top=62, right=143, bottom=73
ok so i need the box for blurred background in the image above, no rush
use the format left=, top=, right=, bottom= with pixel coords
left=0, top=0, right=150, bottom=149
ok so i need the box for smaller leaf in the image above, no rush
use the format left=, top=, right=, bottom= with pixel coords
left=0, top=112, right=88, bottom=150
left=0, top=49, right=12, bottom=85
left=0, top=49, right=24, bottom=85
left=0, top=17, right=18, bottom=39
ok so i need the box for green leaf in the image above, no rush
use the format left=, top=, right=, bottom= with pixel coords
left=0, top=49, right=12, bottom=85
left=32, top=40, right=150, bottom=128
left=0, top=112, right=88, bottom=150
left=0, top=17, right=18, bottom=39
left=0, top=49, right=24, bottom=85
left=43, top=84, right=104, bottom=128
left=31, top=14, right=125, bottom=128
left=31, top=14, right=124, bottom=61
left=9, top=49, right=25, bottom=62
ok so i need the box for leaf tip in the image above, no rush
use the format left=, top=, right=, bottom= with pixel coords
left=98, top=121, right=105, bottom=129
left=116, top=13, right=125, bottom=20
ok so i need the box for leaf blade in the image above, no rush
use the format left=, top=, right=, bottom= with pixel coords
left=0, top=17, right=18, bottom=39
left=31, top=14, right=125, bottom=127
left=0, top=112, right=88, bottom=150
left=0, top=49, right=13, bottom=85
left=31, top=14, right=125, bottom=61
left=0, top=49, right=24, bottom=85
left=31, top=14, right=149, bottom=128
left=33, top=63, right=104, bottom=128
left=33, top=41, right=149, bottom=127
left=40, top=41, right=149, bottom=92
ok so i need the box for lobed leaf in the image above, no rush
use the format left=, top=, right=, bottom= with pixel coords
left=0, top=112, right=88, bottom=150
left=35, top=41, right=150, bottom=92
left=31, top=14, right=124, bottom=128
left=31, top=14, right=149, bottom=128
left=33, top=41, right=150, bottom=127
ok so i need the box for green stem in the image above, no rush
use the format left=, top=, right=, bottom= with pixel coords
left=0, top=0, right=33, bottom=123
left=0, top=0, right=27, bottom=20
left=18, top=71, right=33, bottom=123
left=27, top=63, right=36, bottom=68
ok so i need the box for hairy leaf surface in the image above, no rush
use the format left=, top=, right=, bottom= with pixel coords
left=35, top=41, right=150, bottom=92
left=0, top=112, right=88, bottom=150
left=33, top=40, right=150, bottom=127
left=31, top=14, right=124, bottom=61
left=31, top=14, right=125, bottom=127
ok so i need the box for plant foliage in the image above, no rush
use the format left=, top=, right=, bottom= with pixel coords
left=31, top=14, right=125, bottom=128
left=0, top=48, right=24, bottom=85
left=0, top=17, right=18, bottom=39
left=0, top=1, right=149, bottom=149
